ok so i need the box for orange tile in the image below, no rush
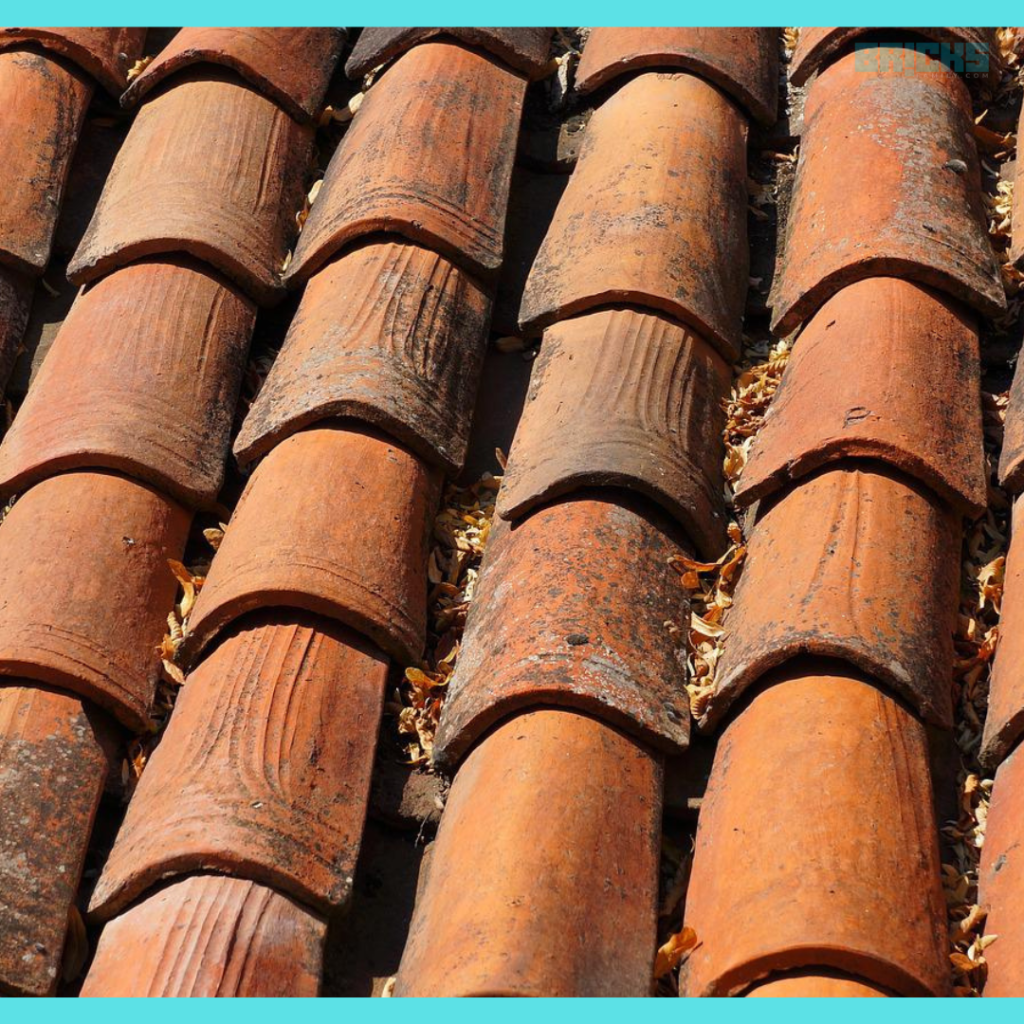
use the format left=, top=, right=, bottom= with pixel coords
left=0, top=27, right=145, bottom=93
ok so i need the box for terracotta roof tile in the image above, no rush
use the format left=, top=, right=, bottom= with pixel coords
left=790, top=27, right=999, bottom=87
left=396, top=709, right=661, bottom=995
left=999, top=324, right=1024, bottom=493
left=82, top=875, right=325, bottom=996
left=184, top=425, right=439, bottom=667
left=236, top=241, right=492, bottom=476
left=0, top=27, right=146, bottom=94
left=346, top=27, right=553, bottom=80
left=122, top=28, right=345, bottom=122
left=519, top=69, right=749, bottom=359
left=1010, top=108, right=1024, bottom=270
left=746, top=972, right=892, bottom=997
left=90, top=613, right=386, bottom=920
left=0, top=259, right=256, bottom=506
left=707, top=465, right=960, bottom=731
left=576, top=27, right=779, bottom=126
left=981, top=498, right=1024, bottom=767
left=0, top=472, right=190, bottom=731
left=434, top=495, right=690, bottom=767
left=68, top=71, right=313, bottom=304
left=497, top=308, right=730, bottom=557
left=683, top=666, right=949, bottom=996
left=288, top=42, right=524, bottom=286
left=771, top=46, right=1004, bottom=337
left=978, top=743, right=1024, bottom=996
left=0, top=684, right=112, bottom=996
left=0, top=49, right=91, bottom=276
left=737, top=277, right=987, bottom=517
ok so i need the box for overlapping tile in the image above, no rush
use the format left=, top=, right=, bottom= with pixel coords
left=83, top=875, right=325, bottom=997
left=236, top=241, right=491, bottom=475
left=790, top=27, right=998, bottom=87
left=0, top=259, right=256, bottom=506
left=68, top=70, right=313, bottom=304
left=978, top=743, right=1024, bottom=996
left=0, top=49, right=91, bottom=276
left=771, top=46, right=1004, bottom=337
left=747, top=972, right=892, bottom=997
left=435, top=494, right=690, bottom=766
left=90, top=613, right=386, bottom=920
left=184, top=425, right=439, bottom=668
left=519, top=70, right=748, bottom=358
left=575, top=27, right=779, bottom=125
left=707, top=464, right=960, bottom=730
left=737, top=277, right=987, bottom=516
left=0, top=266, right=32, bottom=391
left=684, top=665, right=949, bottom=996
left=287, top=42, right=524, bottom=286
left=0, top=471, right=190, bottom=730
left=122, top=28, right=344, bottom=122
left=496, top=308, right=730, bottom=556
left=0, top=27, right=146, bottom=94
left=0, top=684, right=113, bottom=996
left=345, top=26, right=553, bottom=79
left=999, top=358, right=1024, bottom=492
left=397, top=709, right=661, bottom=995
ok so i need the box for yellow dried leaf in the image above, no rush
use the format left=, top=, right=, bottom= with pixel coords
left=654, top=927, right=698, bottom=979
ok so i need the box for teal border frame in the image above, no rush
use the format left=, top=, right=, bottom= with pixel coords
left=1, top=6, right=1014, bottom=1012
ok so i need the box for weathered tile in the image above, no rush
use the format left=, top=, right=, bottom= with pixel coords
left=184, top=425, right=439, bottom=668
left=520, top=71, right=748, bottom=360
left=397, top=709, right=661, bottom=995
left=83, top=875, right=325, bottom=996
left=346, top=27, right=553, bottom=80
left=236, top=241, right=491, bottom=476
left=123, top=28, right=345, bottom=122
left=0, top=259, right=256, bottom=506
left=738, top=278, right=986, bottom=516
left=771, top=46, right=1004, bottom=337
left=684, top=666, right=949, bottom=996
left=91, top=613, right=385, bottom=919
left=707, top=465, right=960, bottom=731
left=435, top=494, right=690, bottom=767
left=1008, top=104, right=1024, bottom=273
left=498, top=308, right=730, bottom=558
left=791, top=27, right=998, bottom=87
left=0, top=471, right=191, bottom=731
left=0, top=684, right=112, bottom=996
left=747, top=972, right=892, bottom=997
left=287, top=43, right=525, bottom=285
left=0, top=27, right=146, bottom=93
left=999, top=349, right=1024, bottom=493
left=68, top=71, right=313, bottom=305
left=978, top=743, right=1024, bottom=996
left=576, top=27, right=779, bottom=126
left=981, top=499, right=1024, bottom=768
left=0, top=50, right=91, bottom=275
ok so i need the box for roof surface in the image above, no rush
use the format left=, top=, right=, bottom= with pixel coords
left=0, top=24, right=1021, bottom=998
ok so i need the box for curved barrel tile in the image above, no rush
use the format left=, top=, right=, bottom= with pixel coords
left=497, top=308, right=730, bottom=558
left=0, top=472, right=190, bottom=731
left=397, top=709, right=661, bottom=996
left=184, top=425, right=439, bottom=668
left=737, top=278, right=986, bottom=516
left=791, top=27, right=998, bottom=86
left=706, top=465, right=960, bottom=731
left=122, top=27, right=345, bottom=122
left=287, top=43, right=525, bottom=286
left=89, top=614, right=386, bottom=920
left=747, top=971, right=891, bottom=997
left=684, top=666, right=949, bottom=997
left=68, top=71, right=313, bottom=305
left=346, top=26, right=553, bottom=80
left=0, top=27, right=145, bottom=93
left=236, top=241, right=491, bottom=476
left=576, top=27, right=779, bottom=125
left=0, top=259, right=256, bottom=507
left=83, top=875, right=325, bottom=997
left=770, top=47, right=1004, bottom=337
left=0, top=49, right=91, bottom=275
left=434, top=494, right=690, bottom=767
left=519, top=71, right=748, bottom=360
